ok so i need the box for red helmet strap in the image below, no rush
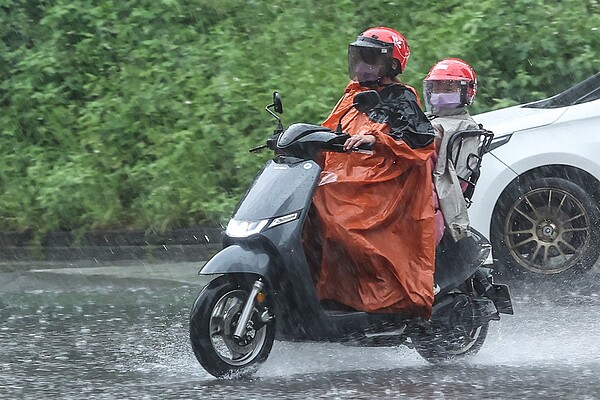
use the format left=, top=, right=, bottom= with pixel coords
left=389, top=59, right=401, bottom=77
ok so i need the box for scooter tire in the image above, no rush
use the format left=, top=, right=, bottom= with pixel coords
left=189, top=277, right=275, bottom=378
left=412, top=322, right=488, bottom=363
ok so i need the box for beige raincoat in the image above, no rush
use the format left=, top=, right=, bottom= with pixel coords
left=429, top=107, right=480, bottom=241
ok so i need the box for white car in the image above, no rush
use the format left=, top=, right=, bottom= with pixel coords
left=469, top=72, right=600, bottom=276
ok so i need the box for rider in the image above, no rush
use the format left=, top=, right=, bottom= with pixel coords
left=423, top=58, right=480, bottom=242
left=305, top=27, right=437, bottom=318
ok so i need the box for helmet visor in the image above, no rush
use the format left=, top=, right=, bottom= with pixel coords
left=348, top=44, right=393, bottom=83
left=423, top=80, right=465, bottom=111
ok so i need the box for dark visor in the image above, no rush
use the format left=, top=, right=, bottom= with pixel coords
left=348, top=44, right=393, bottom=82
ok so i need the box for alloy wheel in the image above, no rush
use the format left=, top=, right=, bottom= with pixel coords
left=209, top=290, right=267, bottom=366
left=503, top=186, right=592, bottom=274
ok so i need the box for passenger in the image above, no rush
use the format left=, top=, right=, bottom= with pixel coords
left=305, top=27, right=436, bottom=317
left=423, top=58, right=481, bottom=242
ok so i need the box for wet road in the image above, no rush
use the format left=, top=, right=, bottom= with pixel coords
left=1, top=260, right=600, bottom=399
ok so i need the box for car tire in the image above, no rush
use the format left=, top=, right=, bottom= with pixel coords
left=491, top=177, right=600, bottom=276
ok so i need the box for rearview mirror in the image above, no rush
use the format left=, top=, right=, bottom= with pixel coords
left=273, top=92, right=283, bottom=114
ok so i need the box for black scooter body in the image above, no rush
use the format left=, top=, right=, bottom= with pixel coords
left=190, top=93, right=514, bottom=378
left=200, top=123, right=512, bottom=342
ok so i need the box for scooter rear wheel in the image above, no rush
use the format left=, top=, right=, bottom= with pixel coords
left=412, top=294, right=489, bottom=363
left=189, top=277, right=275, bottom=378
left=413, top=322, right=488, bottom=363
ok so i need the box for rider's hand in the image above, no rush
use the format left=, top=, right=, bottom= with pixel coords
left=343, top=134, right=376, bottom=151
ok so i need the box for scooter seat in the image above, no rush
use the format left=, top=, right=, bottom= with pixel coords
left=320, top=299, right=357, bottom=312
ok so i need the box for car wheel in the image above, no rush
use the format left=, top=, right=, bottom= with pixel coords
left=491, top=177, right=600, bottom=276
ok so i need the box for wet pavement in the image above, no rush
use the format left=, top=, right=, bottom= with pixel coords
left=1, top=260, right=600, bottom=399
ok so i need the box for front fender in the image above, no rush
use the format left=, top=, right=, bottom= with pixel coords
left=200, top=244, right=272, bottom=281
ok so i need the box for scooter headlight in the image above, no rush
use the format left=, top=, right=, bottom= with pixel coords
left=226, top=219, right=270, bottom=238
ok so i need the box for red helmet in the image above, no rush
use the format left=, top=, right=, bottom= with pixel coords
left=348, top=27, right=410, bottom=85
left=423, top=58, right=477, bottom=109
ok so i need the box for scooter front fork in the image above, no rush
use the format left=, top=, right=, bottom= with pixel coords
left=233, top=279, right=265, bottom=340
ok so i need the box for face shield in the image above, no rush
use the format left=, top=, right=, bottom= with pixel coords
left=348, top=41, right=393, bottom=86
left=423, top=79, right=466, bottom=112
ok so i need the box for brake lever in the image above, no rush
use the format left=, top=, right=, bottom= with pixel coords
left=330, top=143, right=373, bottom=154
left=353, top=147, right=373, bottom=155
left=352, top=142, right=374, bottom=155
left=249, top=144, right=268, bottom=153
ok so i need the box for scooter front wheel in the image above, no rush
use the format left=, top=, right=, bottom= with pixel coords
left=189, top=277, right=275, bottom=378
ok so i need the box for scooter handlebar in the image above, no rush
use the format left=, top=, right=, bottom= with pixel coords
left=329, top=134, right=374, bottom=154
left=352, top=142, right=374, bottom=154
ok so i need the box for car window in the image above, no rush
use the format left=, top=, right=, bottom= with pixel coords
left=524, top=72, right=600, bottom=109
left=575, top=86, right=600, bottom=103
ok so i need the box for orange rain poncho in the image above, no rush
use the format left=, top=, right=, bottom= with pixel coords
left=306, top=81, right=436, bottom=318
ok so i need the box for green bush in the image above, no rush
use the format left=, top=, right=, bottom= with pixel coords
left=1, top=0, right=598, bottom=233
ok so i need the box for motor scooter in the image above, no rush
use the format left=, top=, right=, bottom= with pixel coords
left=189, top=91, right=513, bottom=378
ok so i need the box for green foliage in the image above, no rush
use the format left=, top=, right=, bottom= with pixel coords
left=0, top=0, right=598, bottom=233
left=408, top=0, right=600, bottom=112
